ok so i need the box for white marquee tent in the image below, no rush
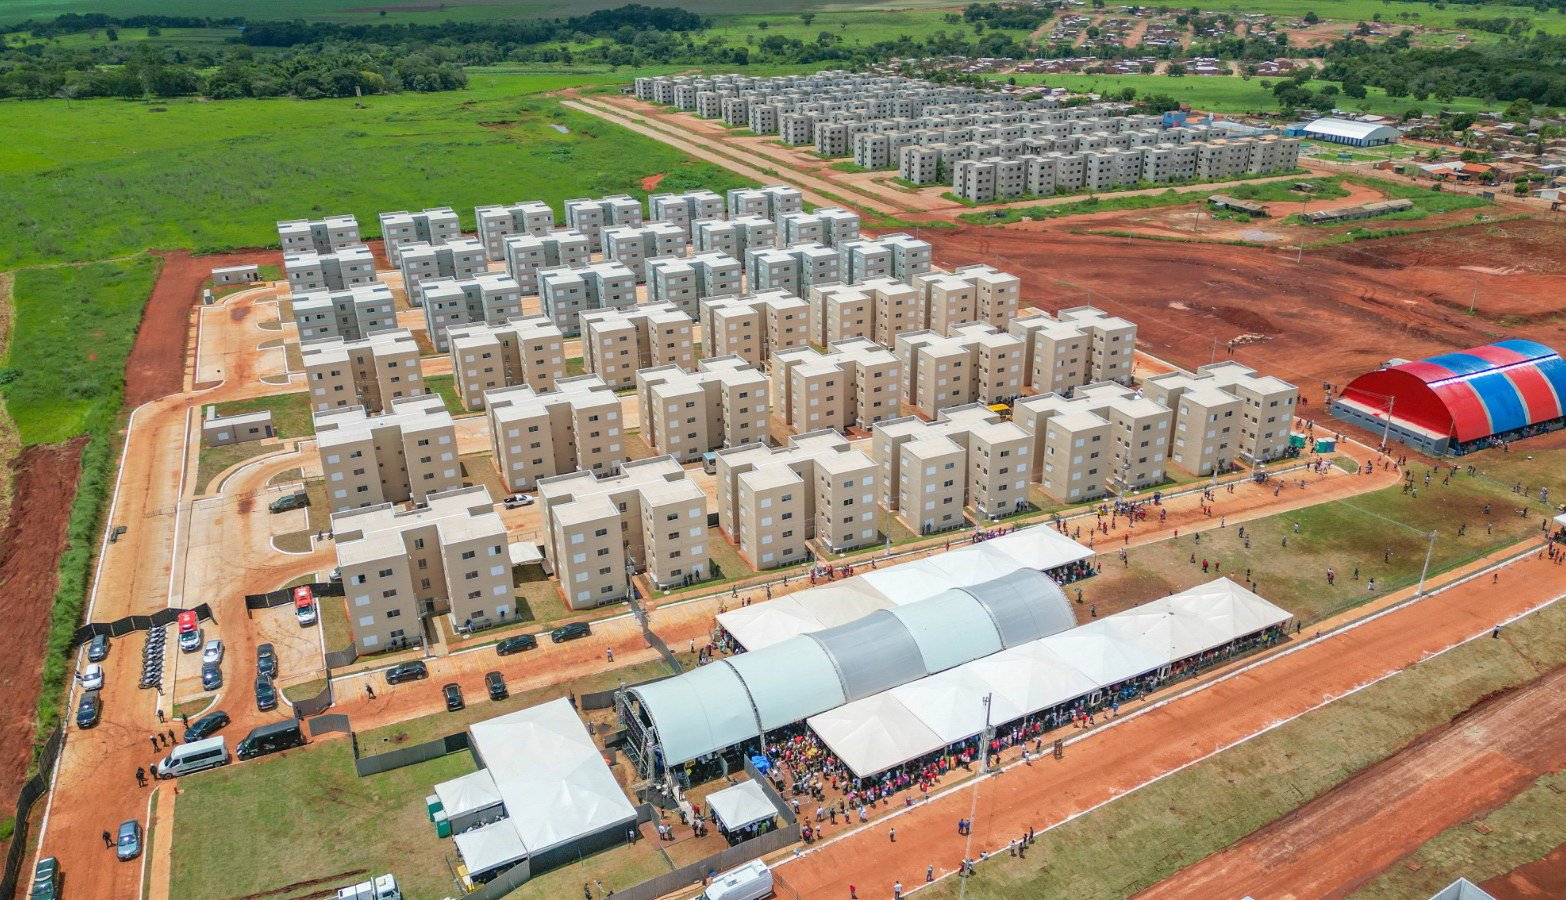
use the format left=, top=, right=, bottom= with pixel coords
left=705, top=780, right=780, bottom=832
left=452, top=820, right=528, bottom=880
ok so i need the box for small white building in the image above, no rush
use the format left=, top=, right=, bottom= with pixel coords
left=211, top=264, right=261, bottom=285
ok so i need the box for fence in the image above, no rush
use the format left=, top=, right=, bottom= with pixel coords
left=322, top=643, right=358, bottom=669
left=243, top=581, right=343, bottom=611
left=69, top=602, right=214, bottom=647
left=292, top=680, right=335, bottom=719
left=306, top=714, right=352, bottom=738
left=580, top=673, right=677, bottom=712
left=609, top=825, right=802, bottom=900
left=352, top=731, right=470, bottom=778
left=0, top=724, right=65, bottom=899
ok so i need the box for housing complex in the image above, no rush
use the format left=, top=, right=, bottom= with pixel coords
left=699, top=292, right=812, bottom=369
left=420, top=273, right=527, bottom=352
left=485, top=376, right=626, bottom=492
left=1008, top=306, right=1138, bottom=392
left=276, top=214, right=360, bottom=255
left=770, top=338, right=903, bottom=434
left=635, top=357, right=771, bottom=462
left=894, top=322, right=1026, bottom=415
left=301, top=328, right=425, bottom=415
left=380, top=207, right=463, bottom=266
left=284, top=245, right=377, bottom=295
left=714, top=431, right=881, bottom=565
left=447, top=316, right=568, bottom=410
left=580, top=303, right=697, bottom=390
left=645, top=252, right=744, bottom=318
left=292, top=282, right=399, bottom=343
left=475, top=201, right=556, bottom=260
left=870, top=404, right=1032, bottom=532
left=315, top=394, right=464, bottom=513
left=398, top=238, right=491, bottom=307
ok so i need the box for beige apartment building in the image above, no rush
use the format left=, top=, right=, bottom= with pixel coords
left=277, top=215, right=360, bottom=255
left=893, top=322, right=1025, bottom=415
left=537, top=261, right=638, bottom=336
left=580, top=303, right=696, bottom=390
left=315, top=395, right=464, bottom=513
left=302, top=328, right=425, bottom=415
left=485, top=376, right=625, bottom=492
left=447, top=316, right=567, bottom=410
left=380, top=207, right=462, bottom=266
left=1006, top=306, right=1138, bottom=393
left=872, top=404, right=1032, bottom=531
left=398, top=239, right=491, bottom=308
left=636, top=357, right=769, bottom=462
left=284, top=246, right=377, bottom=295
left=1143, top=361, right=1297, bottom=468
left=646, top=252, right=743, bottom=319
left=502, top=230, right=592, bottom=295
left=699, top=292, right=811, bottom=369
left=332, top=486, right=510, bottom=651
left=714, top=431, right=881, bottom=566
left=911, top=265, right=1021, bottom=335
left=420, top=273, right=526, bottom=352
left=475, top=201, right=556, bottom=261
left=770, top=338, right=902, bottom=434
left=292, top=283, right=399, bottom=343
left=539, top=457, right=709, bottom=606
left=806, top=278, right=921, bottom=349
left=1015, top=383, right=1174, bottom=503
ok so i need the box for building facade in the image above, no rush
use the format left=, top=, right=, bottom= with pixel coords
left=315, top=395, right=464, bottom=512
left=302, top=329, right=425, bottom=415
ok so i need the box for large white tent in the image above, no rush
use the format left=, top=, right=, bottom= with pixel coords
left=719, top=525, right=1091, bottom=650
left=444, top=698, right=638, bottom=879
left=809, top=579, right=1292, bottom=778
left=705, top=780, right=780, bottom=831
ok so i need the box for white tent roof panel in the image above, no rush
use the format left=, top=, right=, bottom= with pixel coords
left=722, top=636, right=847, bottom=731
left=705, top=779, right=779, bottom=831
left=887, top=590, right=1003, bottom=674
left=1039, top=622, right=1168, bottom=686
left=809, top=693, right=945, bottom=778
left=452, top=819, right=529, bottom=878
left=630, top=664, right=759, bottom=767
left=434, top=769, right=504, bottom=820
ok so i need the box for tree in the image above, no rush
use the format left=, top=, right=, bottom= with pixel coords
left=1402, top=106, right=1423, bottom=120
left=757, top=20, right=767, bottom=29
left=1342, top=78, right=1367, bottom=99
left=1449, top=112, right=1476, bottom=131
left=1167, top=62, right=1187, bottom=76
left=1504, top=96, right=1534, bottom=121
left=106, top=27, right=118, bottom=40
left=1303, top=11, right=1319, bottom=24
left=800, top=12, right=814, bottom=26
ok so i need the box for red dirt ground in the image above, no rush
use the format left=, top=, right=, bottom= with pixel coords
left=0, top=438, right=86, bottom=824
left=127, top=248, right=281, bottom=406
left=641, top=173, right=667, bottom=191
left=922, top=219, right=1566, bottom=414
left=1485, top=840, right=1566, bottom=898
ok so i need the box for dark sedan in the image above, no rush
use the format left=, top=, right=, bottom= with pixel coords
left=183, top=710, right=230, bottom=743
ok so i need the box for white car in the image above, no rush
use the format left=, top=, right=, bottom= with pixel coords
left=201, top=639, right=224, bottom=666
left=502, top=494, right=534, bottom=509
left=80, top=663, right=105, bottom=691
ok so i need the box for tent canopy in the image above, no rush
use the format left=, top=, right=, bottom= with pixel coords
left=809, top=693, right=944, bottom=777
left=434, top=769, right=504, bottom=821
left=706, top=780, right=779, bottom=831
left=886, top=590, right=1003, bottom=675
left=452, top=820, right=528, bottom=878
left=629, top=664, right=759, bottom=767
left=722, top=636, right=847, bottom=732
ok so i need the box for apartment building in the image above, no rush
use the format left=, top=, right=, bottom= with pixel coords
left=911, top=265, right=1020, bottom=335
left=649, top=190, right=725, bottom=235
left=636, top=357, right=769, bottom=462
left=315, top=395, right=464, bottom=513
left=292, top=282, right=398, bottom=343
left=746, top=243, right=842, bottom=296
left=601, top=223, right=688, bottom=280
left=475, top=201, right=556, bottom=261
left=397, top=239, right=489, bottom=307
left=580, top=303, right=696, bottom=389
left=538, top=457, right=709, bottom=605
left=899, top=145, right=942, bottom=186
left=771, top=338, right=902, bottom=434
left=714, top=431, right=881, bottom=565
left=485, top=376, right=625, bottom=492
left=284, top=246, right=377, bottom=295
left=871, top=404, right=1032, bottom=531
left=302, top=329, right=424, bottom=415
left=447, top=316, right=567, bottom=410
left=645, top=252, right=743, bottom=318
left=564, top=195, right=644, bottom=251
left=693, top=216, right=776, bottom=259
left=501, top=230, right=592, bottom=295
left=331, top=486, right=510, bottom=651
left=1005, top=306, right=1137, bottom=392
left=1143, top=361, right=1297, bottom=467
left=699, top=292, right=811, bottom=368
left=537, top=261, right=638, bottom=336
left=1015, top=383, right=1174, bottom=502
left=726, top=185, right=803, bottom=220
left=419, top=273, right=526, bottom=352
left=277, top=214, right=360, bottom=255
left=380, top=208, right=463, bottom=266
left=893, top=322, right=1025, bottom=414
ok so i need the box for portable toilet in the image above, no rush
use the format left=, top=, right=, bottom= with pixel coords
left=425, top=794, right=442, bottom=822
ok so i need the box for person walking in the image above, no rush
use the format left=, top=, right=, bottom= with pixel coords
left=102, top=830, right=113, bottom=849
left=1493, top=624, right=1501, bottom=639
left=849, top=885, right=857, bottom=899
left=135, top=767, right=146, bottom=787
left=889, top=826, right=896, bottom=843
left=166, top=729, right=175, bottom=744
left=894, top=882, right=902, bottom=900
left=927, top=865, right=935, bottom=882
left=366, top=683, right=376, bottom=700
left=149, top=735, right=159, bottom=752
left=606, top=647, right=614, bottom=663
left=156, top=708, right=166, bottom=724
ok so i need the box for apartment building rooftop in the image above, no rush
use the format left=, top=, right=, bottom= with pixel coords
left=315, top=393, right=453, bottom=449
left=332, top=485, right=502, bottom=568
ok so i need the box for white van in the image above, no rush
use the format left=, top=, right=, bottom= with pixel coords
left=155, top=736, right=229, bottom=779
left=704, top=860, right=773, bottom=900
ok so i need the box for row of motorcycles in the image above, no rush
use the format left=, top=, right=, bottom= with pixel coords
left=140, top=624, right=168, bottom=690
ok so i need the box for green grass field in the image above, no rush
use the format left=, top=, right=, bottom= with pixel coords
left=169, top=738, right=476, bottom=899
left=213, top=391, right=314, bottom=437
left=1, top=255, right=162, bottom=444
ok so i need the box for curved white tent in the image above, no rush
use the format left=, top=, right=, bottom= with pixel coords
left=723, top=635, right=847, bottom=731
left=629, top=663, right=760, bottom=767
left=886, top=590, right=1004, bottom=674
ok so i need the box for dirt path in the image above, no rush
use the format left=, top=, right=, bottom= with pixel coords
left=1123, top=18, right=1150, bottom=47
left=773, top=546, right=1566, bottom=896
left=1139, top=664, right=1566, bottom=899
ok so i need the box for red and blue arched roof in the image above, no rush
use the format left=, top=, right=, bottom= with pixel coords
left=1340, top=340, right=1566, bottom=442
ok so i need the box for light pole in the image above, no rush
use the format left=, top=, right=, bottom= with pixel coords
left=959, top=693, right=994, bottom=900
left=1416, top=530, right=1437, bottom=597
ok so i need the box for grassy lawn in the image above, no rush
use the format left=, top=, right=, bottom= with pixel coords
left=1289, top=175, right=1493, bottom=228
left=565, top=356, right=587, bottom=377
left=354, top=653, right=693, bottom=754
left=514, top=566, right=572, bottom=627
left=1352, top=769, right=1566, bottom=898
left=321, top=587, right=354, bottom=655
left=194, top=441, right=278, bottom=494
left=0, top=255, right=162, bottom=444
left=922, top=588, right=1566, bottom=899
left=274, top=477, right=330, bottom=554
left=213, top=391, right=315, bottom=437
left=281, top=676, right=328, bottom=705
left=1079, top=476, right=1544, bottom=625
left=169, top=738, right=475, bottom=900
left=459, top=453, right=506, bottom=499
left=423, top=374, right=471, bottom=417
left=505, top=837, right=674, bottom=900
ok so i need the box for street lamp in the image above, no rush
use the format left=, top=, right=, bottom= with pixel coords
left=959, top=693, right=994, bottom=900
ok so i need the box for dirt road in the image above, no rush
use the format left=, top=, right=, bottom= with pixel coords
left=1139, top=664, right=1566, bottom=899
left=773, top=547, right=1566, bottom=897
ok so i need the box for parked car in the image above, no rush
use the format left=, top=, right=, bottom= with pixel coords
left=115, top=819, right=142, bottom=861
left=255, top=675, right=277, bottom=712
left=109, top=524, right=127, bottom=543
left=87, top=633, right=110, bottom=662
left=182, top=710, right=230, bottom=743
left=256, top=642, right=278, bottom=678
left=75, top=690, right=101, bottom=729
left=268, top=492, right=308, bottom=513
left=551, top=622, right=592, bottom=643
left=485, top=671, right=507, bottom=701
left=80, top=663, right=104, bottom=692
left=443, top=683, right=465, bottom=711
left=201, top=639, right=224, bottom=666
left=201, top=663, right=223, bottom=691
left=384, top=661, right=428, bottom=685
left=179, top=625, right=203, bottom=654
left=501, top=494, right=535, bottom=509
left=29, top=856, right=59, bottom=900
left=495, top=634, right=538, bottom=656
left=236, top=720, right=307, bottom=761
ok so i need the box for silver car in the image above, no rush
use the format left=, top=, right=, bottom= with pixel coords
left=201, top=639, right=224, bottom=666
left=116, top=819, right=142, bottom=861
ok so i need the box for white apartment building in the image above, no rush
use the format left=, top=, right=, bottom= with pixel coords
left=475, top=201, right=556, bottom=261
left=380, top=207, right=463, bottom=266
left=746, top=243, right=842, bottom=296
left=911, top=265, right=1021, bottom=335
left=726, top=185, right=803, bottom=220
left=699, top=292, right=811, bottom=369
left=871, top=404, right=1032, bottom=531
left=537, top=262, right=638, bottom=336
left=501, top=230, right=592, bottom=295
left=602, top=223, right=688, bottom=281
left=332, top=486, right=510, bottom=651
left=714, top=430, right=881, bottom=565
left=636, top=357, right=770, bottom=461
left=315, top=395, right=464, bottom=513
left=485, top=376, right=625, bottom=492
left=565, top=195, right=643, bottom=251
left=539, top=457, right=709, bottom=605
left=277, top=215, right=360, bottom=255
left=580, top=303, right=696, bottom=390
left=893, top=322, right=1026, bottom=415
left=419, top=273, right=525, bottom=352
left=397, top=238, right=489, bottom=307
left=302, top=328, right=425, bottom=415
left=771, top=338, right=902, bottom=434
left=1015, top=382, right=1175, bottom=502
left=646, top=252, right=742, bottom=318
left=285, top=246, right=377, bottom=295
left=447, top=316, right=567, bottom=411
left=693, top=216, right=776, bottom=259
left=292, top=283, right=399, bottom=343
left=649, top=190, right=725, bottom=236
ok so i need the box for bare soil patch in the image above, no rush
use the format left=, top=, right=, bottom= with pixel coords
left=641, top=172, right=667, bottom=191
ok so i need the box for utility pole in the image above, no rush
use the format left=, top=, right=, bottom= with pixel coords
left=1470, top=279, right=1478, bottom=314
left=1382, top=395, right=1396, bottom=449
left=1416, top=530, right=1437, bottom=597
left=959, top=693, right=994, bottom=900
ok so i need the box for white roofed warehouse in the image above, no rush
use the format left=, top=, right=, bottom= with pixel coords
left=1300, top=117, right=1400, bottom=147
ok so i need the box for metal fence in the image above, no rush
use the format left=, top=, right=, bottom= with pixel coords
left=243, top=581, right=343, bottom=611
left=0, top=724, right=64, bottom=899
left=608, top=825, right=802, bottom=900
left=292, top=680, right=335, bottom=719
left=69, top=602, right=214, bottom=647
left=352, top=731, right=470, bottom=778
left=322, top=643, right=358, bottom=670
left=306, top=714, right=352, bottom=738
